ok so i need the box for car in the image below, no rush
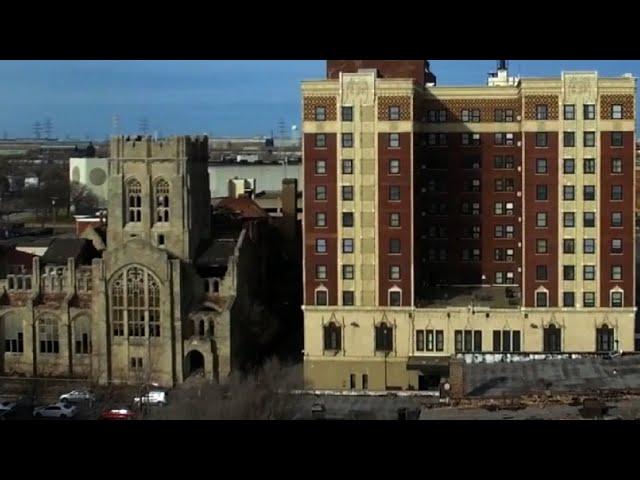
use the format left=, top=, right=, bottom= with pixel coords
left=100, top=408, right=137, bottom=420
left=0, top=400, right=17, bottom=413
left=59, top=389, right=95, bottom=403
left=133, top=390, right=167, bottom=407
left=33, top=402, right=77, bottom=419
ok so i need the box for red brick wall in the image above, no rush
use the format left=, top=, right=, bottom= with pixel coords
left=327, top=60, right=426, bottom=85
left=304, top=133, right=338, bottom=305
left=378, top=132, right=412, bottom=306
left=600, top=131, right=634, bottom=307
left=523, top=132, right=559, bottom=307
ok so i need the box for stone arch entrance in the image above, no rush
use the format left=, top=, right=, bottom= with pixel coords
left=185, top=350, right=205, bottom=378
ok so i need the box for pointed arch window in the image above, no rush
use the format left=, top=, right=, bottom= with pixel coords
left=323, top=322, right=341, bottom=350
left=543, top=324, right=561, bottom=352
left=155, top=179, right=170, bottom=223
left=38, top=315, right=60, bottom=353
left=375, top=322, right=393, bottom=352
left=127, top=178, right=142, bottom=223
left=110, top=266, right=161, bottom=338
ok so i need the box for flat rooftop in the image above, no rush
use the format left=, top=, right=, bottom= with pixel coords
left=416, top=285, right=521, bottom=309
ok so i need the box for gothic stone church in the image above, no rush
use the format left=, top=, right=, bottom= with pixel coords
left=0, top=136, right=265, bottom=387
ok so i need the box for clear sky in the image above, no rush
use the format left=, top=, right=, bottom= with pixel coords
left=0, top=60, right=638, bottom=140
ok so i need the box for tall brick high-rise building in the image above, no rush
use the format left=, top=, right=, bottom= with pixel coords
left=302, top=60, right=637, bottom=391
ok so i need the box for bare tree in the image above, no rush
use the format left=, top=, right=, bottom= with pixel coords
left=69, top=181, right=100, bottom=215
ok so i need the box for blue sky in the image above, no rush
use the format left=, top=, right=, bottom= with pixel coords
left=0, top=60, right=637, bottom=139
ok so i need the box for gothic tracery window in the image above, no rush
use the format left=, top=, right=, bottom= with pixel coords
left=110, top=266, right=161, bottom=338
left=127, top=178, right=142, bottom=223
left=155, top=179, right=170, bottom=223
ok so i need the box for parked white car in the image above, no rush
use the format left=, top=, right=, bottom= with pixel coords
left=59, top=390, right=95, bottom=403
left=0, top=400, right=17, bottom=413
left=33, top=402, right=77, bottom=419
left=133, top=390, right=167, bottom=407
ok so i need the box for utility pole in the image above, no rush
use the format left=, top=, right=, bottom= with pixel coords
left=33, top=121, right=42, bottom=139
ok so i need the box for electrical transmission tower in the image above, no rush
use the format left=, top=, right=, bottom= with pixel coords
left=43, top=117, right=53, bottom=139
left=139, top=117, right=149, bottom=135
left=112, top=114, right=120, bottom=135
left=33, top=121, right=42, bottom=139
left=278, top=118, right=286, bottom=140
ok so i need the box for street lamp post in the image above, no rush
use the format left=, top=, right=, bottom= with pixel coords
left=51, top=197, right=58, bottom=226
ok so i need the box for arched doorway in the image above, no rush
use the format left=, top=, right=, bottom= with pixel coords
left=185, top=350, right=205, bottom=378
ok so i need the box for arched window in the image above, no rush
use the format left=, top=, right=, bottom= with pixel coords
left=596, top=324, right=614, bottom=352
left=389, top=287, right=402, bottom=306
left=198, top=320, right=205, bottom=336
left=375, top=322, right=393, bottom=352
left=74, top=316, right=91, bottom=354
left=543, top=324, right=561, bottom=353
left=110, top=266, right=161, bottom=339
left=38, top=315, right=60, bottom=354
left=126, top=178, right=142, bottom=223
left=3, top=315, right=24, bottom=353
left=154, top=179, right=170, bottom=223
left=323, top=322, right=341, bottom=350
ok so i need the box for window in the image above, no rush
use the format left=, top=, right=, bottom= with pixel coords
left=324, top=322, right=341, bottom=350
left=315, top=212, right=326, bottom=227
left=389, top=186, right=401, bottom=201
left=584, top=158, right=595, bottom=174
left=154, top=179, right=170, bottom=223
left=536, top=212, right=548, bottom=227
left=416, top=330, right=425, bottom=351
left=454, top=330, right=482, bottom=353
left=583, top=292, right=596, bottom=307
left=584, top=212, right=595, bottom=228
left=342, top=238, right=354, bottom=253
left=536, top=185, right=548, bottom=201
left=131, top=357, right=143, bottom=369
left=316, top=265, right=327, bottom=280
left=315, top=134, right=326, bottom=148
left=611, top=132, right=623, bottom=147
left=126, top=178, right=142, bottom=223
left=536, top=239, right=548, bottom=254
left=389, top=133, right=400, bottom=148
left=389, top=265, right=401, bottom=280
left=314, top=106, right=326, bottom=121
left=315, top=289, right=328, bottom=306
left=494, top=248, right=505, bottom=261
left=584, top=238, right=595, bottom=254
left=435, top=330, right=444, bottom=351
left=536, top=158, right=548, bottom=174
left=350, top=374, right=356, bottom=389
left=495, top=109, right=514, bottom=122
left=343, top=264, right=354, bottom=280
left=389, top=106, right=400, bottom=120
left=494, top=155, right=515, bottom=169
left=584, top=265, right=595, bottom=281
left=389, top=290, right=402, bottom=306
left=3, top=316, right=24, bottom=353
left=342, top=212, right=354, bottom=227
left=342, top=106, right=353, bottom=122
left=315, top=159, right=326, bottom=175
left=611, top=212, right=622, bottom=227
left=584, top=185, right=596, bottom=201
left=563, top=212, right=575, bottom=227
left=611, top=239, right=623, bottom=254
left=611, top=265, right=622, bottom=281
left=535, top=133, right=548, bottom=147
left=536, top=104, right=548, bottom=120
left=315, top=185, right=327, bottom=201
left=543, top=325, right=561, bottom=352
left=389, top=213, right=400, bottom=227
left=563, top=291, right=575, bottom=307
left=342, top=291, right=354, bottom=306
left=38, top=316, right=60, bottom=353
left=112, top=267, right=160, bottom=338
left=495, top=133, right=515, bottom=145
left=597, top=325, right=614, bottom=352
left=362, top=374, right=368, bottom=390
left=342, top=185, right=354, bottom=201
left=563, top=239, right=575, bottom=254
left=564, top=132, right=575, bottom=147
left=563, top=185, right=575, bottom=201
left=564, top=158, right=575, bottom=174
left=461, top=133, right=481, bottom=146
left=611, top=104, right=623, bottom=119
left=494, top=202, right=504, bottom=215
left=157, top=234, right=165, bottom=247
left=388, top=159, right=400, bottom=174
left=584, top=104, right=595, bottom=120
left=564, top=104, right=575, bottom=120
left=584, top=132, right=595, bottom=147
left=389, top=238, right=401, bottom=254
left=315, top=239, right=327, bottom=253
left=611, top=291, right=623, bottom=308
left=375, top=323, right=393, bottom=351
left=536, top=291, right=548, bottom=307
left=563, top=265, right=575, bottom=281
left=342, top=159, right=353, bottom=174
left=611, top=185, right=623, bottom=201
left=342, top=133, right=353, bottom=148
left=463, top=156, right=481, bottom=169
left=611, top=158, right=623, bottom=174
left=536, top=265, right=548, bottom=281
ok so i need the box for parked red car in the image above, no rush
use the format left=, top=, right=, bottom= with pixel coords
left=100, top=408, right=137, bottom=420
